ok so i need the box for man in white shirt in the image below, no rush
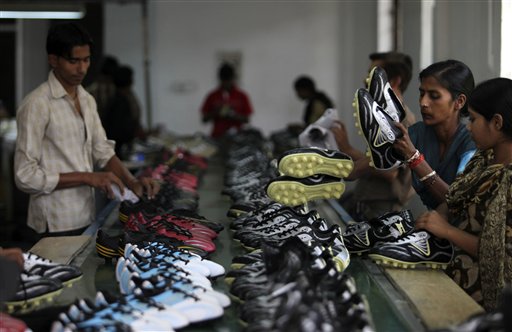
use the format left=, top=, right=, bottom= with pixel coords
left=14, top=22, right=159, bottom=237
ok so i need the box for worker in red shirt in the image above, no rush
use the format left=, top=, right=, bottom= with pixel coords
left=200, top=63, right=254, bottom=138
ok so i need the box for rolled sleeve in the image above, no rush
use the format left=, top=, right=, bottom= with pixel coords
left=14, top=97, right=59, bottom=195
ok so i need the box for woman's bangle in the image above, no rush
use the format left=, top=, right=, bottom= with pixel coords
left=406, top=150, right=420, bottom=163
left=408, top=153, right=425, bottom=169
left=419, top=170, right=437, bottom=182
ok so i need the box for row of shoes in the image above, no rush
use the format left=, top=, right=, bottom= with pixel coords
left=342, top=210, right=453, bottom=269
left=220, top=134, right=375, bottom=331
left=4, top=252, right=83, bottom=314
left=73, top=145, right=231, bottom=330
left=222, top=129, right=278, bottom=217
left=227, top=236, right=373, bottom=331
left=230, top=202, right=350, bottom=271
left=52, top=241, right=229, bottom=332
left=99, top=146, right=225, bottom=257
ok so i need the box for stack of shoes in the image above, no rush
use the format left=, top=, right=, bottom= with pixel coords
left=352, top=65, right=406, bottom=170
left=227, top=237, right=373, bottom=331
left=53, top=242, right=229, bottom=331
left=266, top=147, right=353, bottom=206
left=229, top=203, right=351, bottom=273
left=222, top=129, right=278, bottom=217
left=5, top=252, right=82, bottom=314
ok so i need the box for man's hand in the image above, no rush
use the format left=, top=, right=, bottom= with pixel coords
left=87, top=172, right=125, bottom=199
left=0, top=247, right=24, bottom=269
left=128, top=177, right=160, bottom=200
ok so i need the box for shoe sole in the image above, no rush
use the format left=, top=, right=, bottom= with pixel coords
left=5, top=288, right=64, bottom=314
left=230, top=263, right=246, bottom=270
left=353, top=90, right=379, bottom=169
left=278, top=153, right=353, bottom=178
left=368, top=254, right=449, bottom=269
left=266, top=180, right=345, bottom=206
left=224, top=277, right=235, bottom=286
left=333, top=256, right=351, bottom=272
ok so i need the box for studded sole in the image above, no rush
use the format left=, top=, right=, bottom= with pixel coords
left=5, top=288, right=64, bottom=314
left=266, top=180, right=345, bottom=206
left=278, top=153, right=353, bottom=178
left=368, top=254, right=449, bottom=269
left=353, top=91, right=378, bottom=169
left=230, top=263, right=246, bottom=270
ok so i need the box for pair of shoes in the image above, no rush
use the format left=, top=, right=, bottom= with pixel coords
left=342, top=210, right=415, bottom=254
left=343, top=210, right=452, bottom=269
left=266, top=148, right=353, bottom=206
left=353, top=66, right=406, bottom=170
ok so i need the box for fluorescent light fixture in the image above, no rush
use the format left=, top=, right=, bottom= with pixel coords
left=0, top=11, right=84, bottom=19
left=0, top=4, right=85, bottom=20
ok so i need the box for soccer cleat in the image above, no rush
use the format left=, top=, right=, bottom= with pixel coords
left=266, top=174, right=346, bottom=206
left=353, top=88, right=403, bottom=170
left=366, top=66, right=406, bottom=122
left=5, top=273, right=64, bottom=314
left=342, top=210, right=415, bottom=254
left=276, top=147, right=353, bottom=179
left=23, top=252, right=83, bottom=286
left=368, top=231, right=453, bottom=269
left=124, top=243, right=225, bottom=277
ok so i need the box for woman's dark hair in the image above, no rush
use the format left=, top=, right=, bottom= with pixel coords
left=419, top=59, right=474, bottom=116
left=294, top=76, right=316, bottom=92
left=46, top=22, right=93, bottom=58
left=469, top=78, right=512, bottom=138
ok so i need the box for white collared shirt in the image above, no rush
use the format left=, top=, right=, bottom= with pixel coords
left=14, top=71, right=115, bottom=233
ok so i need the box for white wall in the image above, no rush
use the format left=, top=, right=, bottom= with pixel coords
left=105, top=1, right=376, bottom=138
left=17, top=20, right=48, bottom=105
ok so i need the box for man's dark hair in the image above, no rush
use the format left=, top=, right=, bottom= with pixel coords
left=218, top=63, right=235, bottom=81
left=113, top=65, right=133, bottom=88
left=46, top=22, right=93, bottom=58
left=369, top=51, right=413, bottom=93
left=100, top=55, right=119, bottom=77
left=294, top=76, right=316, bottom=92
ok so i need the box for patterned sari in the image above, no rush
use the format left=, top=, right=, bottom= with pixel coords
left=445, top=149, right=512, bottom=311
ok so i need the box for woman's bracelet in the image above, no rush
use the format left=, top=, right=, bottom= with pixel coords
left=408, top=153, right=425, bottom=169
left=406, top=149, right=420, bottom=163
left=419, top=170, right=437, bottom=182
